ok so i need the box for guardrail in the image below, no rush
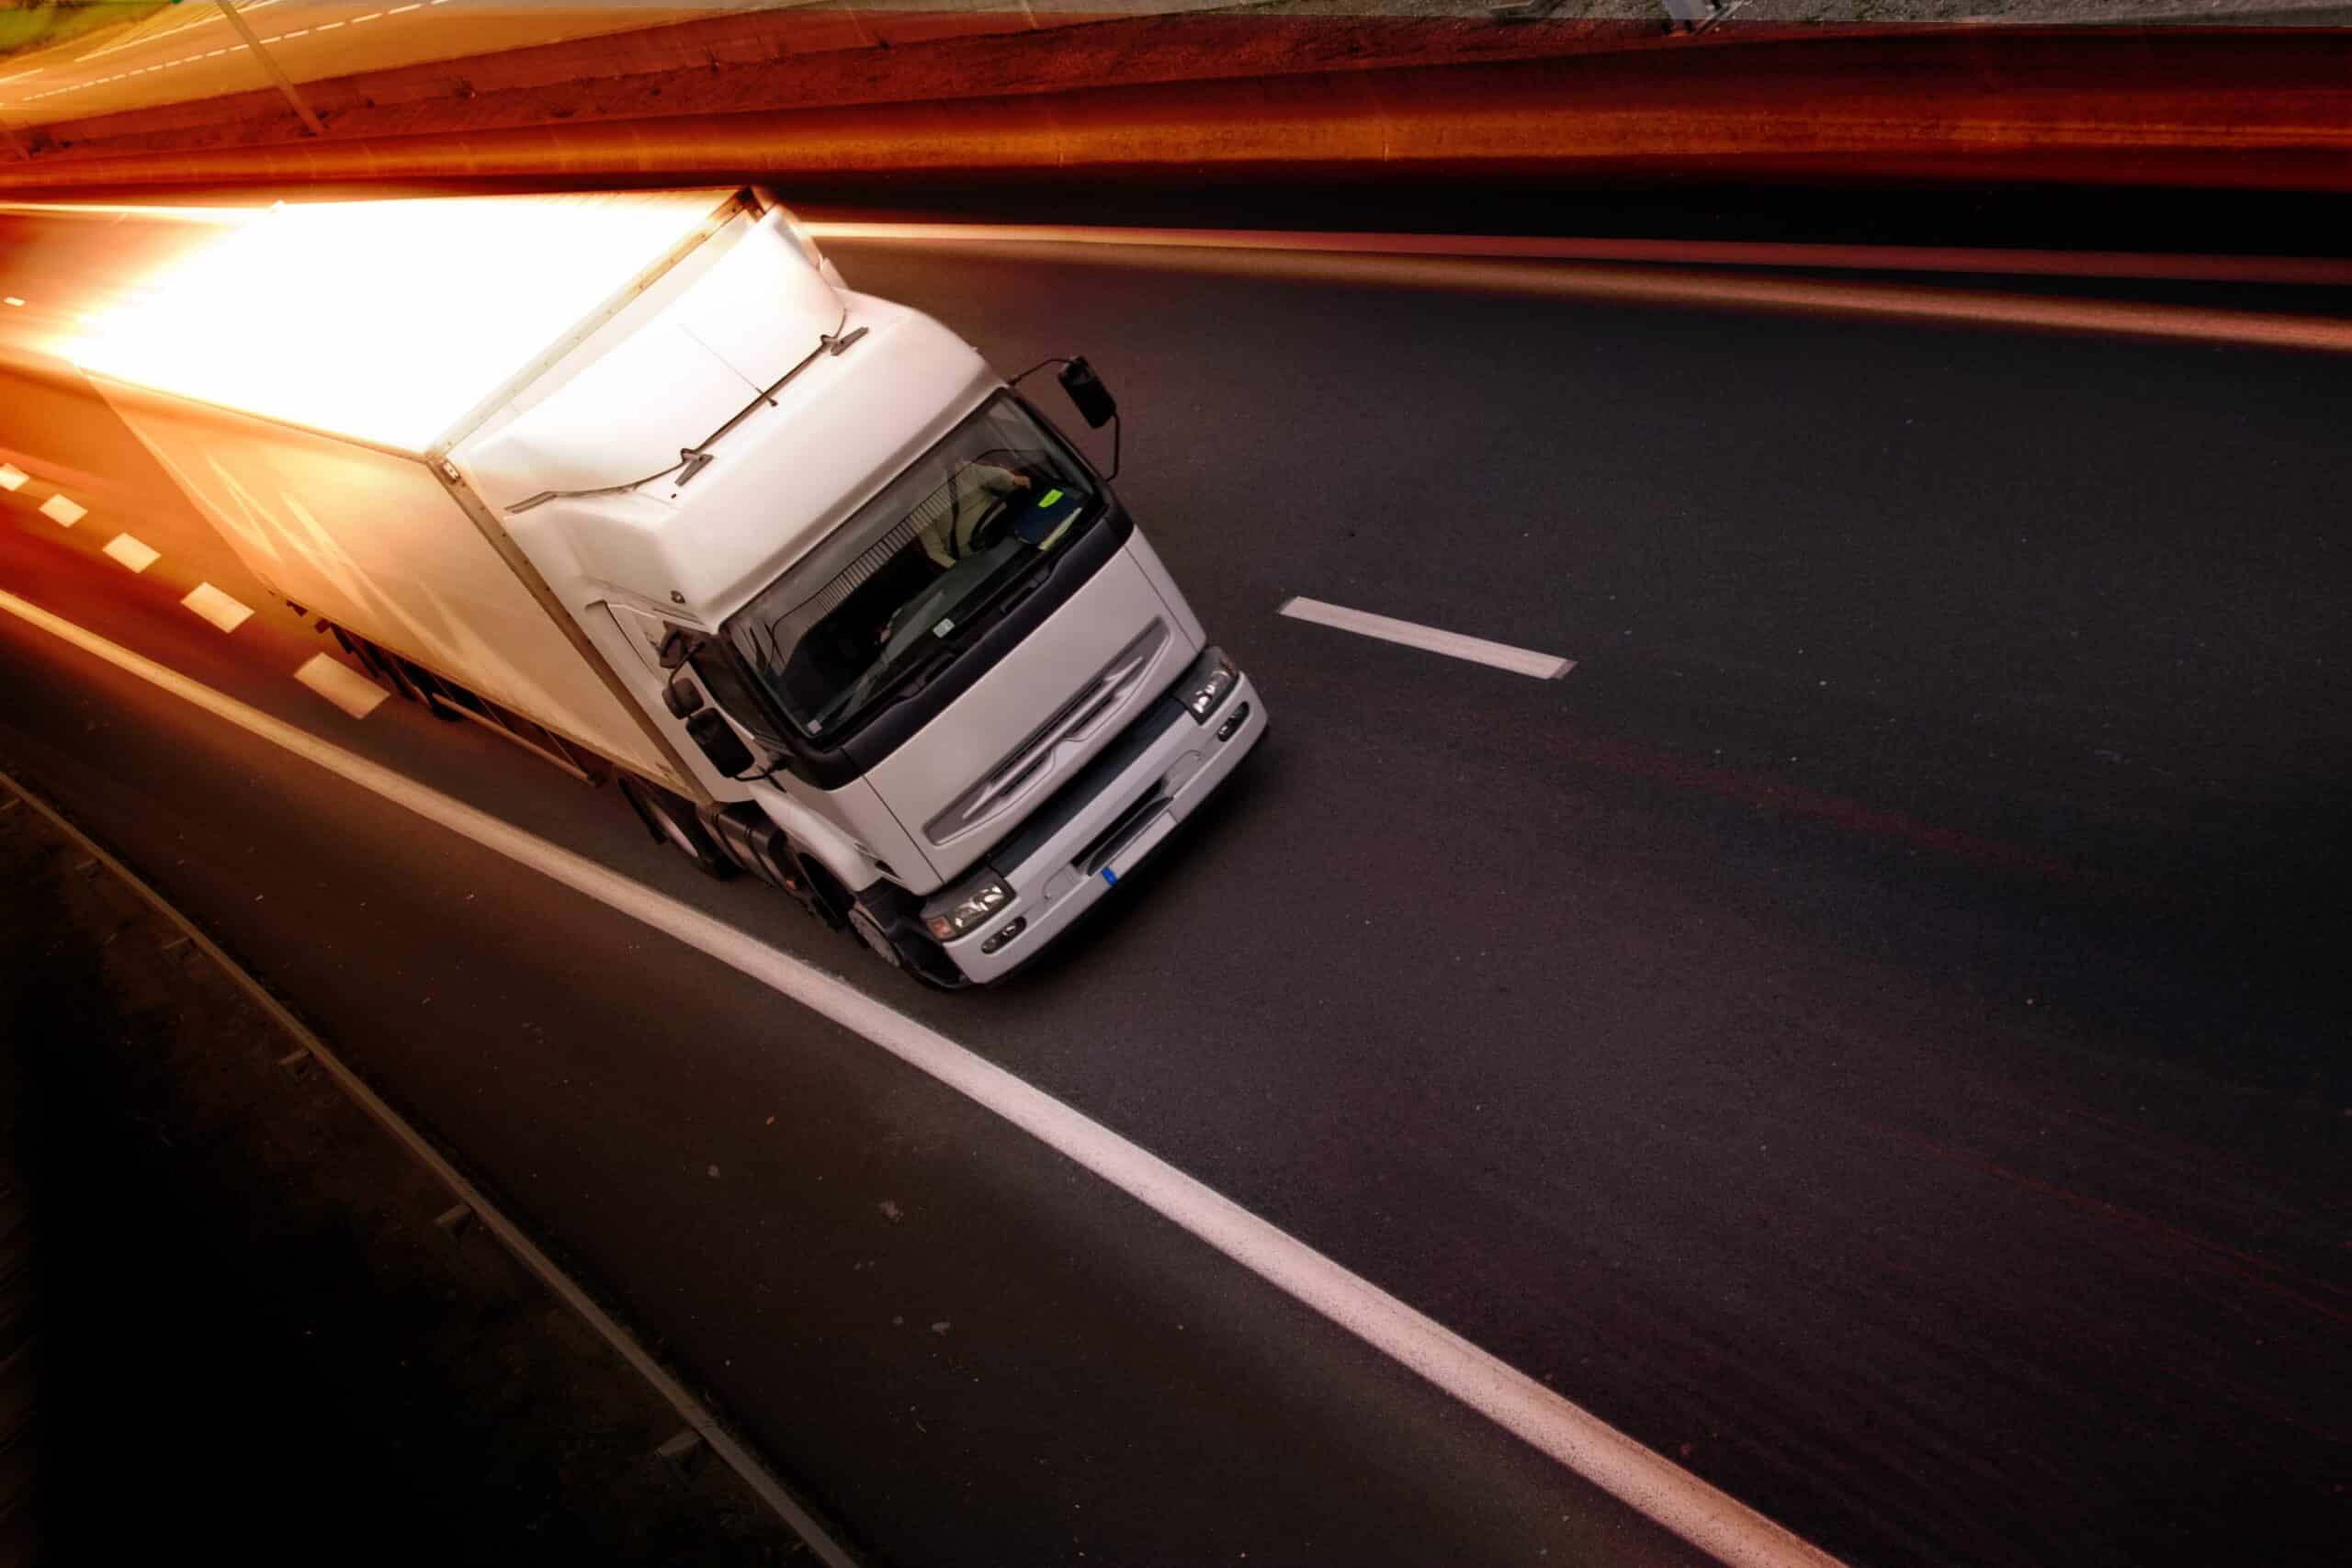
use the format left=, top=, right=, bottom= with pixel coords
left=4, top=16, right=2349, bottom=196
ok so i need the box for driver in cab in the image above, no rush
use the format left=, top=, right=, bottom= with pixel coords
left=912, top=460, right=1030, bottom=570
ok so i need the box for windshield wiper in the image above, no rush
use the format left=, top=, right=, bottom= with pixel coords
left=818, top=544, right=1066, bottom=732
left=865, top=643, right=956, bottom=715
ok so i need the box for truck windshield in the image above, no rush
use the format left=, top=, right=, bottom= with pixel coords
left=718, top=394, right=1102, bottom=739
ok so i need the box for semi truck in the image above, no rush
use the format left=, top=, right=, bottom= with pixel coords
left=78, top=187, right=1264, bottom=986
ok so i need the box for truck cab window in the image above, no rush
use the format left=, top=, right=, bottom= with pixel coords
left=720, top=394, right=1101, bottom=741
left=687, top=641, right=790, bottom=753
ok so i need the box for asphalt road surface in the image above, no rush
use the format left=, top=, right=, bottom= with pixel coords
left=3, top=210, right=2346, bottom=1566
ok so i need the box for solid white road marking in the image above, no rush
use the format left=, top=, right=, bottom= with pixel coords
left=294, top=652, right=390, bottom=720
left=0, top=586, right=1838, bottom=1568
left=808, top=220, right=2352, bottom=289
left=813, top=223, right=2352, bottom=357
left=1280, top=596, right=1574, bottom=681
left=100, top=533, right=160, bottom=573
left=180, top=581, right=253, bottom=633
left=39, top=493, right=87, bottom=527
left=0, top=463, right=25, bottom=491
left=0, top=764, right=857, bottom=1568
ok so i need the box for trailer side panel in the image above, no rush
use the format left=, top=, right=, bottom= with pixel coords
left=92, top=378, right=693, bottom=793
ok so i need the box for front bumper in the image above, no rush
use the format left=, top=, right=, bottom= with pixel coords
left=927, top=661, right=1265, bottom=983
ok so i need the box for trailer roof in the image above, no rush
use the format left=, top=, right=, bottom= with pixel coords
left=74, top=188, right=743, bottom=454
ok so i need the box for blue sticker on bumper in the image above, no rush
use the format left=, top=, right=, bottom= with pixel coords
left=1101, top=867, right=1118, bottom=886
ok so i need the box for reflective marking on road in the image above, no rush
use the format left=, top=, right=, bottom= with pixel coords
left=1280, top=595, right=1574, bottom=680
left=100, top=533, right=160, bottom=573
left=0, top=464, right=25, bottom=491
left=816, top=223, right=2352, bottom=356
left=293, top=652, right=390, bottom=720
left=0, top=758, right=856, bottom=1568
left=39, top=493, right=86, bottom=527
left=179, top=581, right=253, bottom=633
left=810, top=220, right=2352, bottom=289
left=0, top=584, right=1840, bottom=1568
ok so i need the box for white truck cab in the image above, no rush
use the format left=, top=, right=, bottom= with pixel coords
left=83, top=187, right=1264, bottom=985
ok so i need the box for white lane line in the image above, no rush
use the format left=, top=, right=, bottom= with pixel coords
left=3, top=296, right=23, bottom=307
left=808, top=220, right=2352, bottom=290
left=1280, top=596, right=1574, bottom=681
left=180, top=581, right=254, bottom=634
left=100, top=533, right=160, bottom=574
left=0, top=763, right=857, bottom=1568
left=0, top=463, right=25, bottom=491
left=813, top=223, right=2352, bottom=358
left=0, top=586, right=1838, bottom=1568
left=293, top=652, right=390, bottom=720
left=39, top=494, right=87, bottom=527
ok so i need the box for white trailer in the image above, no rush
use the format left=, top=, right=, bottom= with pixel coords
left=81, top=187, right=1264, bottom=985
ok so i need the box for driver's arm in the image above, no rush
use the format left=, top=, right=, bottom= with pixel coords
left=916, top=463, right=1030, bottom=566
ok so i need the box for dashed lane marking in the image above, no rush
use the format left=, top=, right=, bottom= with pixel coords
left=294, top=653, right=390, bottom=720
left=39, top=494, right=87, bottom=527
left=101, top=533, right=160, bottom=574
left=0, top=464, right=25, bottom=492
left=0, top=584, right=1838, bottom=1568
left=180, top=581, right=253, bottom=634
left=1279, top=596, right=1574, bottom=681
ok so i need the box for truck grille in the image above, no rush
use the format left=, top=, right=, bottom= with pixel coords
left=924, top=621, right=1168, bottom=847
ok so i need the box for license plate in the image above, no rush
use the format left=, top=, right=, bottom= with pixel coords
left=1101, top=810, right=1176, bottom=886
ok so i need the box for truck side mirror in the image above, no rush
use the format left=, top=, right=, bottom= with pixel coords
left=685, top=707, right=755, bottom=777
left=1057, top=356, right=1116, bottom=429
left=663, top=671, right=706, bottom=719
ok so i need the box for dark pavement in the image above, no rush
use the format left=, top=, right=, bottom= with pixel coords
left=3, top=212, right=2347, bottom=1566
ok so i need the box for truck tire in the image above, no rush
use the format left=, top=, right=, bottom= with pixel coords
left=848, top=904, right=906, bottom=968
left=849, top=887, right=967, bottom=990
left=332, top=628, right=424, bottom=707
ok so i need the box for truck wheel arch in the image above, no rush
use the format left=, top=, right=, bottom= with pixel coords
left=729, top=784, right=885, bottom=900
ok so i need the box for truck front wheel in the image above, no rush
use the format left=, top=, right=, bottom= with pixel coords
left=849, top=889, right=967, bottom=990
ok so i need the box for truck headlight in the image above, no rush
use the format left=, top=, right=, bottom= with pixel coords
left=1182, top=654, right=1239, bottom=723
left=925, top=878, right=1011, bottom=942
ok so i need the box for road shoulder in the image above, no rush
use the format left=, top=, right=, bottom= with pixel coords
left=0, top=779, right=820, bottom=1563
